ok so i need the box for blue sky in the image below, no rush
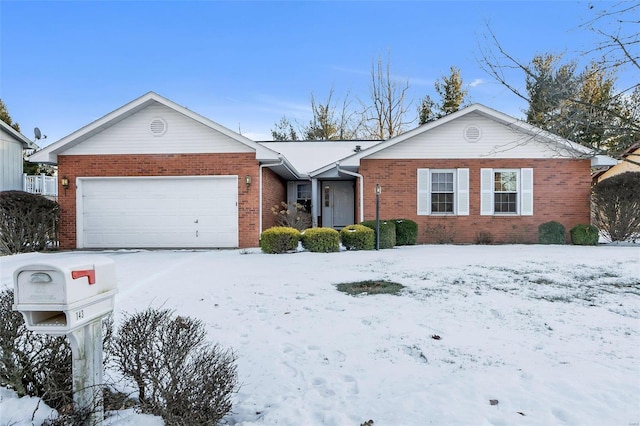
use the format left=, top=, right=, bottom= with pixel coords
left=1, top=1, right=633, bottom=145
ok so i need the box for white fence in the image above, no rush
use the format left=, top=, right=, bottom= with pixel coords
left=23, top=174, right=58, bottom=197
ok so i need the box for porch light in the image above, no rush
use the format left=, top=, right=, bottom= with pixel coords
left=61, top=177, right=69, bottom=189
left=245, top=175, right=252, bottom=188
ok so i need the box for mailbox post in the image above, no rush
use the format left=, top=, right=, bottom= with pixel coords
left=13, top=254, right=117, bottom=425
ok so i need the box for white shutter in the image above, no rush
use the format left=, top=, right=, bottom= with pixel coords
left=520, top=168, right=534, bottom=215
left=456, top=168, right=469, bottom=215
left=417, top=168, right=430, bottom=215
left=480, top=168, right=494, bottom=216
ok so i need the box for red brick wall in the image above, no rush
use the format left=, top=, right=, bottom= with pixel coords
left=57, top=153, right=263, bottom=249
left=261, top=167, right=286, bottom=232
left=359, top=158, right=592, bottom=244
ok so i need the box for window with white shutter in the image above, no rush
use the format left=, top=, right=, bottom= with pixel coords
left=417, top=168, right=469, bottom=215
left=480, top=168, right=533, bottom=215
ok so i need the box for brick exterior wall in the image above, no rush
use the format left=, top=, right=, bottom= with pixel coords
left=57, top=153, right=270, bottom=249
left=261, top=167, right=287, bottom=232
left=359, top=158, right=592, bottom=244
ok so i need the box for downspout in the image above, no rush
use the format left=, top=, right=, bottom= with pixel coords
left=259, top=157, right=284, bottom=236
left=335, top=162, right=364, bottom=223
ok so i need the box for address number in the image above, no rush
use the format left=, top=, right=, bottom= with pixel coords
left=75, top=310, right=84, bottom=321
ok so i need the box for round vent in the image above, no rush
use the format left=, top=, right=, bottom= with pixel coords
left=464, top=125, right=481, bottom=142
left=149, top=118, right=167, bottom=136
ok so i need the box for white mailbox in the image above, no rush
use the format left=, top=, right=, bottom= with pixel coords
left=13, top=254, right=118, bottom=335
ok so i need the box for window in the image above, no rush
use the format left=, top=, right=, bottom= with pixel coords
left=481, top=168, right=533, bottom=216
left=494, top=171, right=518, bottom=213
left=431, top=171, right=454, bottom=213
left=417, top=168, right=469, bottom=216
left=297, top=183, right=312, bottom=212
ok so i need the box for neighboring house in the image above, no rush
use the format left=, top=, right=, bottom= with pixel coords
left=0, top=120, right=38, bottom=191
left=29, top=92, right=608, bottom=249
left=594, top=143, right=640, bottom=183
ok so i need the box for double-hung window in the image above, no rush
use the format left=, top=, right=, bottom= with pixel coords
left=481, top=168, right=533, bottom=216
left=417, top=168, right=469, bottom=215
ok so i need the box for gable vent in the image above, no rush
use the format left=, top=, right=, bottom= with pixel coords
left=149, top=118, right=167, bottom=136
left=464, top=125, right=481, bottom=142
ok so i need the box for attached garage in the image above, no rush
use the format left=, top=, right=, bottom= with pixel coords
left=77, top=176, right=238, bottom=248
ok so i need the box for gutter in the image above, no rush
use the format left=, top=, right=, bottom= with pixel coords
left=335, top=162, right=364, bottom=223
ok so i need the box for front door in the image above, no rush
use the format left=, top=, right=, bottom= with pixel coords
left=322, top=181, right=354, bottom=229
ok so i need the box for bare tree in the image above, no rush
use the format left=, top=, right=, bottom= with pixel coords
left=270, top=88, right=363, bottom=141
left=479, top=21, right=639, bottom=157
left=363, top=52, right=413, bottom=139
left=581, top=1, right=639, bottom=93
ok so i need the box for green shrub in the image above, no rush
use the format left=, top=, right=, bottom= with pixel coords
left=301, top=227, right=340, bottom=252
left=392, top=219, right=418, bottom=245
left=260, top=226, right=300, bottom=254
left=538, top=221, right=566, bottom=244
left=361, top=220, right=396, bottom=249
left=570, top=224, right=599, bottom=245
left=340, top=224, right=375, bottom=250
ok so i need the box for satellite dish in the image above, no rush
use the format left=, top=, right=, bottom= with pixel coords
left=34, top=127, right=42, bottom=140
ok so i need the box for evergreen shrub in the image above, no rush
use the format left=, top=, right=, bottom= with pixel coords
left=340, top=224, right=375, bottom=250
left=570, top=224, right=599, bottom=245
left=361, top=220, right=396, bottom=249
left=301, top=227, right=340, bottom=252
left=392, top=219, right=418, bottom=245
left=538, top=221, right=566, bottom=244
left=260, top=227, right=300, bottom=254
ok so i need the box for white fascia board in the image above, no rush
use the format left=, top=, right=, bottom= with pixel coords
left=0, top=120, right=37, bottom=149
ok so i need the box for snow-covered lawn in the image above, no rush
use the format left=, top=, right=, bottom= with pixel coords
left=1, top=245, right=639, bottom=425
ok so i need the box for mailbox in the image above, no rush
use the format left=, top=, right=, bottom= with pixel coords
left=13, top=254, right=118, bottom=335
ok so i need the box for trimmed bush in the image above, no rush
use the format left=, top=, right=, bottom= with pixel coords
left=592, top=172, right=640, bottom=242
left=538, top=221, right=566, bottom=244
left=301, top=227, right=340, bottom=253
left=361, top=220, right=396, bottom=249
left=392, top=219, right=418, bottom=246
left=0, top=190, right=59, bottom=254
left=570, top=224, right=599, bottom=246
left=340, top=224, right=375, bottom=250
left=260, top=226, right=300, bottom=253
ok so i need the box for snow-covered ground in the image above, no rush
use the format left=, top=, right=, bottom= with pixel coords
left=1, top=244, right=639, bottom=425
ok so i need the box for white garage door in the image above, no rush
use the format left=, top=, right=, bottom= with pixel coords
left=78, top=176, right=238, bottom=248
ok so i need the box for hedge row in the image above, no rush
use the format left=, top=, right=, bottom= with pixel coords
left=261, top=219, right=599, bottom=253
left=260, top=219, right=418, bottom=253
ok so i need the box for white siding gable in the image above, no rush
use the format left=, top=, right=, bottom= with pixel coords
left=366, top=112, right=570, bottom=159
left=63, top=103, right=254, bottom=155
